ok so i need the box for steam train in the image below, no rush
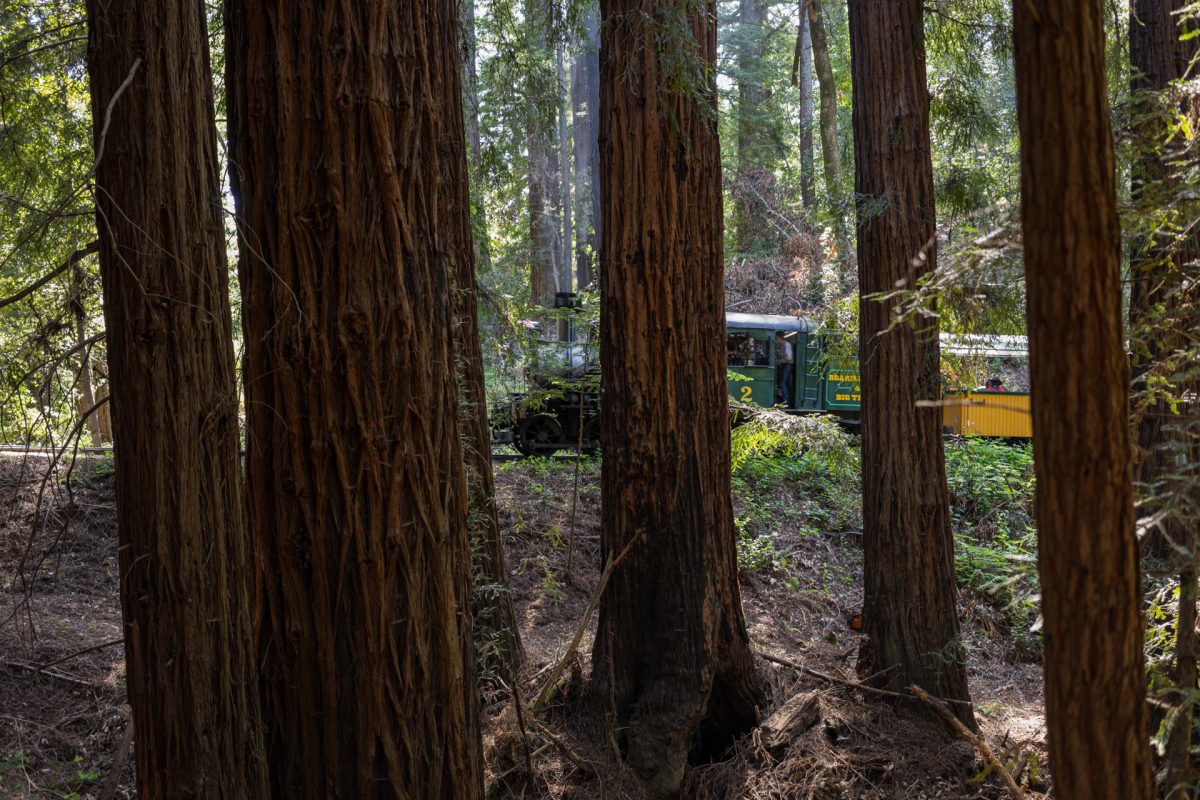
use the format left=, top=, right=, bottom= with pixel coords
left=491, top=309, right=1031, bottom=455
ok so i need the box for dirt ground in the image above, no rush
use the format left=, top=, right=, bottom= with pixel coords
left=0, top=456, right=127, bottom=800
left=0, top=453, right=1048, bottom=799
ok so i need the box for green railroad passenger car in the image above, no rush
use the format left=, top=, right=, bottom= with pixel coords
left=724, top=312, right=861, bottom=420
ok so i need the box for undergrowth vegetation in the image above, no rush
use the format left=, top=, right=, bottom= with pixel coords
left=730, top=412, right=860, bottom=575
left=945, top=438, right=1040, bottom=656
left=496, top=416, right=1045, bottom=659
left=729, top=412, right=1041, bottom=653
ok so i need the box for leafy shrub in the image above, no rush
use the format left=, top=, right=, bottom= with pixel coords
left=731, top=412, right=861, bottom=574
left=945, top=438, right=1040, bottom=652
left=731, top=410, right=858, bottom=479
left=945, top=438, right=1035, bottom=540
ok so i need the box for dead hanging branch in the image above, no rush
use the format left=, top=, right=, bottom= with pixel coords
left=0, top=241, right=98, bottom=311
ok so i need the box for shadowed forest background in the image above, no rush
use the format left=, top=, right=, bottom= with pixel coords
left=0, top=0, right=1198, bottom=798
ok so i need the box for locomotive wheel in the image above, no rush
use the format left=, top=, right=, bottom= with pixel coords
left=516, top=414, right=564, bottom=456
left=581, top=416, right=601, bottom=454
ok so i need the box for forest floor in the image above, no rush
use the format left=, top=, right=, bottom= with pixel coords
left=0, top=446, right=1049, bottom=799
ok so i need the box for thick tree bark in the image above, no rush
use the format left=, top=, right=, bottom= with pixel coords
left=85, top=1, right=268, bottom=795
left=592, top=1, right=761, bottom=794
left=225, top=1, right=483, bottom=797
left=1013, top=2, right=1155, bottom=798
left=848, top=0, right=976, bottom=729
left=446, top=2, right=525, bottom=677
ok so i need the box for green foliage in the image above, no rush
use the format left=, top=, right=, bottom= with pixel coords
left=945, top=438, right=1040, bottom=652
left=926, top=0, right=1018, bottom=221
left=731, top=410, right=857, bottom=478
left=945, top=438, right=1034, bottom=539
left=731, top=412, right=860, bottom=575
left=717, top=0, right=855, bottom=257
left=0, top=0, right=101, bottom=446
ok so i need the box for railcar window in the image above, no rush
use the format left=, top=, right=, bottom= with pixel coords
left=728, top=333, right=770, bottom=366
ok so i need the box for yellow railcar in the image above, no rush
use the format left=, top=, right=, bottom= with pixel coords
left=942, top=391, right=1032, bottom=438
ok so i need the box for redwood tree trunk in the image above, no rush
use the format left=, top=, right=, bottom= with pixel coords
left=585, top=6, right=602, bottom=252
left=1167, top=564, right=1198, bottom=797
left=1130, top=4, right=1199, bottom=791
left=85, top=1, right=267, bottom=795
left=572, top=14, right=599, bottom=290
left=1014, top=2, right=1154, bottom=798
left=808, top=0, right=852, bottom=270
left=1130, top=0, right=1194, bottom=544
left=808, top=0, right=842, bottom=209
left=71, top=287, right=102, bottom=445
left=528, top=0, right=562, bottom=307
left=461, top=0, right=492, bottom=273
left=225, top=1, right=483, bottom=797
left=795, top=2, right=815, bottom=210
left=444, top=2, right=524, bottom=676
left=848, top=0, right=976, bottom=729
left=592, top=1, right=761, bottom=794
left=557, top=33, right=573, bottom=293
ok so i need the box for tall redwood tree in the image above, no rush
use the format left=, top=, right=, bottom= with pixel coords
left=1014, top=1, right=1154, bottom=797
left=847, top=0, right=975, bottom=727
left=85, top=0, right=267, bottom=794
left=1130, top=5, right=1199, bottom=790
left=592, top=1, right=761, bottom=794
left=225, top=1, right=483, bottom=796
left=445, top=0, right=524, bottom=674
left=1130, top=0, right=1197, bottom=534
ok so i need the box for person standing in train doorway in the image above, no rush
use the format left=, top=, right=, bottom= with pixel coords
left=776, top=332, right=795, bottom=408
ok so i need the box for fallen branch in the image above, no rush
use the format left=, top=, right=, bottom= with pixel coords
left=96, top=717, right=133, bottom=800
left=527, top=717, right=596, bottom=776
left=756, top=649, right=973, bottom=708
left=909, top=685, right=1025, bottom=800
left=759, top=690, right=821, bottom=749
left=756, top=649, right=908, bottom=701
left=36, top=638, right=123, bottom=671
left=530, top=536, right=637, bottom=713
left=3, top=661, right=100, bottom=689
